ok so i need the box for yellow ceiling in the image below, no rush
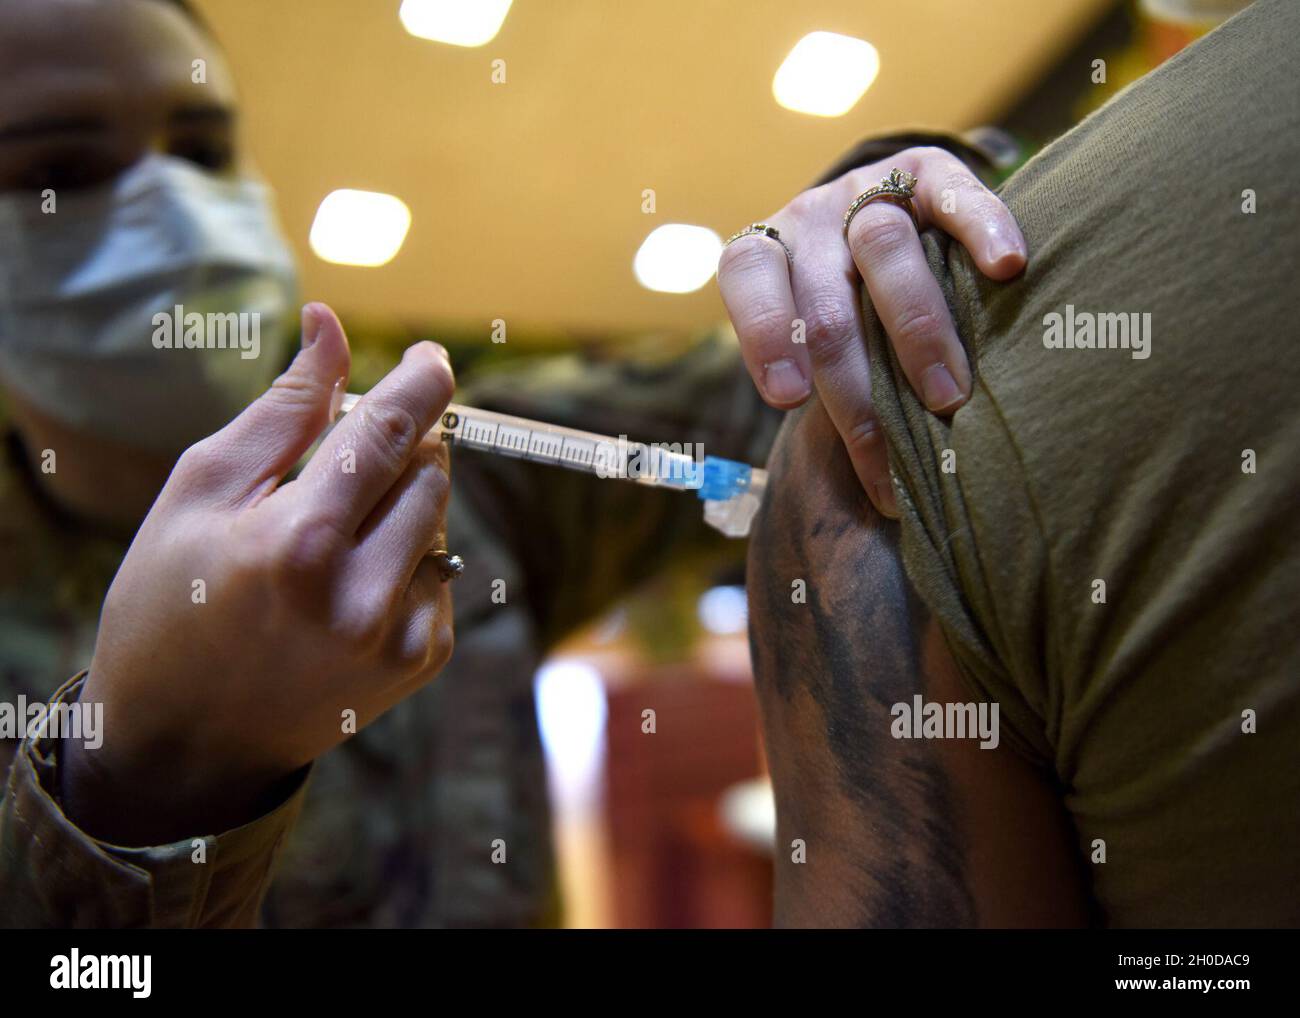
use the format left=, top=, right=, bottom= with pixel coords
left=199, top=0, right=1115, bottom=336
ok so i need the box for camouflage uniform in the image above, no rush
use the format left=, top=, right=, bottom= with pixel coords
left=0, top=328, right=780, bottom=927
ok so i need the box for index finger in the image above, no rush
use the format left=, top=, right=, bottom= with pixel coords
left=298, top=341, right=455, bottom=535
left=717, top=233, right=812, bottom=407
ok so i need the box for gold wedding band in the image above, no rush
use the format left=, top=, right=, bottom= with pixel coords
left=843, top=168, right=920, bottom=238
left=723, top=222, right=793, bottom=263
left=427, top=549, right=465, bottom=581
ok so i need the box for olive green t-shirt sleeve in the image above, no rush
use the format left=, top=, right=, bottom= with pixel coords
left=865, top=0, right=1300, bottom=925
left=0, top=673, right=307, bottom=927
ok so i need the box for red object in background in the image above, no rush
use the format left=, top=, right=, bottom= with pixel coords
left=1141, top=1, right=1249, bottom=66
left=604, top=670, right=772, bottom=928
left=1146, top=19, right=1205, bottom=63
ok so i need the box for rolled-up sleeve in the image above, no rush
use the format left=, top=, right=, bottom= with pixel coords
left=0, top=672, right=308, bottom=928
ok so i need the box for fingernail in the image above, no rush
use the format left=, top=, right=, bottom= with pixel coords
left=763, top=358, right=810, bottom=404
left=873, top=479, right=899, bottom=518
left=301, top=304, right=322, bottom=349
left=329, top=377, right=346, bottom=420
left=921, top=363, right=965, bottom=412
left=987, top=242, right=1019, bottom=266
left=985, top=227, right=1026, bottom=267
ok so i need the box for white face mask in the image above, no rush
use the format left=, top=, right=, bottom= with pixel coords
left=0, top=153, right=299, bottom=454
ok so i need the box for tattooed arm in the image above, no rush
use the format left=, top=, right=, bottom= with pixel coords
left=746, top=399, right=1090, bottom=927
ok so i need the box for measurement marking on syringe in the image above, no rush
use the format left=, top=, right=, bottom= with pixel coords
left=528, top=432, right=563, bottom=461
left=459, top=418, right=499, bottom=446
left=495, top=424, right=530, bottom=455
left=444, top=410, right=697, bottom=486
left=560, top=440, right=595, bottom=466
left=345, top=396, right=765, bottom=537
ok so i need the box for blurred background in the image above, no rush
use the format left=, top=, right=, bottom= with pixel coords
left=196, top=0, right=1243, bottom=927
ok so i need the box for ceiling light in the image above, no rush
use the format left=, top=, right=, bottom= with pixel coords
left=399, top=0, right=513, bottom=48
left=772, top=31, right=880, bottom=117
left=633, top=224, right=722, bottom=294
left=309, top=189, right=412, bottom=267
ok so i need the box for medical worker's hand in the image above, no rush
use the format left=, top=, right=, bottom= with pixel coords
left=63, top=303, right=456, bottom=843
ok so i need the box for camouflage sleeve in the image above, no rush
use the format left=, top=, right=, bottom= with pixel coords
left=0, top=673, right=307, bottom=928
left=450, top=326, right=782, bottom=649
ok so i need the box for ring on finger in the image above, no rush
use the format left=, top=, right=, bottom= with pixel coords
left=426, top=549, right=465, bottom=582
left=843, top=169, right=920, bottom=238
left=723, top=222, right=794, bottom=264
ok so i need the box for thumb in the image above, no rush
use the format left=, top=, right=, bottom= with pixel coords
left=178, top=302, right=352, bottom=507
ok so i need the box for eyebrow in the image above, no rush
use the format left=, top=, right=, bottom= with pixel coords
left=0, top=103, right=234, bottom=144
left=167, top=103, right=235, bottom=129
left=0, top=114, right=108, bottom=143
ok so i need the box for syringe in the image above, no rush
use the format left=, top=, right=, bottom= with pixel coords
left=334, top=393, right=767, bottom=538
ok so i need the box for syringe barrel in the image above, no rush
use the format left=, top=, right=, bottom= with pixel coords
left=447, top=403, right=705, bottom=489
left=337, top=395, right=700, bottom=490
left=333, top=393, right=766, bottom=536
